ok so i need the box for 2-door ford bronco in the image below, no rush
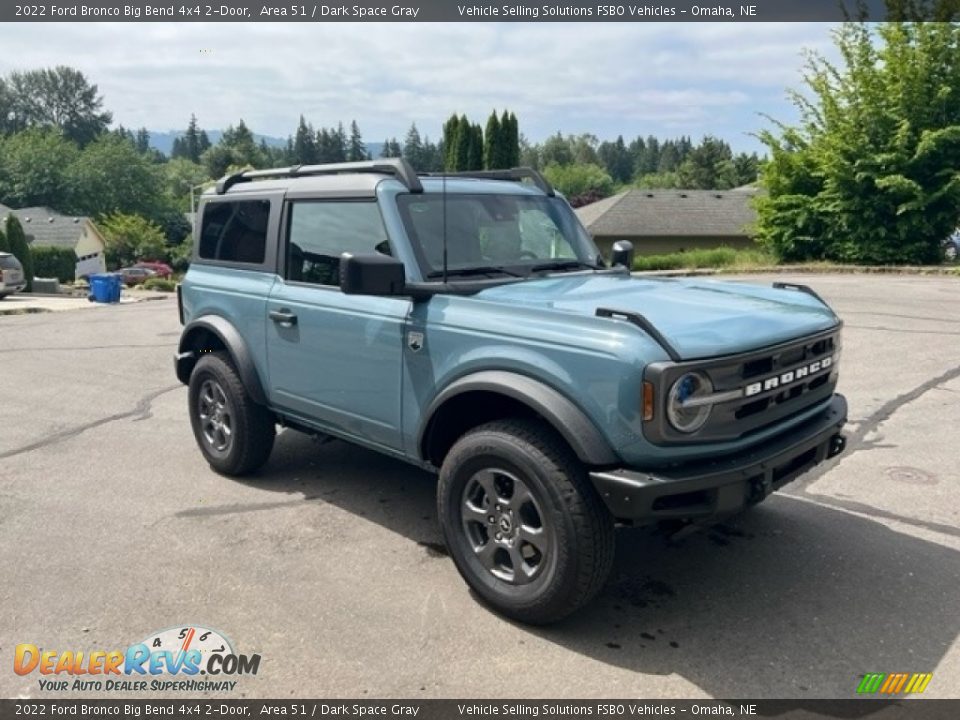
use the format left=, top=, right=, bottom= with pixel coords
left=175, top=159, right=847, bottom=624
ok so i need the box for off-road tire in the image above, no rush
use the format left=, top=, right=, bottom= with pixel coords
left=188, top=352, right=275, bottom=476
left=438, top=418, right=615, bottom=624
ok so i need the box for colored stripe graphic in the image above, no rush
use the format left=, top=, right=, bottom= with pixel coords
left=857, top=673, right=932, bottom=694
left=857, top=673, right=885, bottom=694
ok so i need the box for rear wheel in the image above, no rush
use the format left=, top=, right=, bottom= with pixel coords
left=188, top=352, right=275, bottom=475
left=438, top=419, right=614, bottom=624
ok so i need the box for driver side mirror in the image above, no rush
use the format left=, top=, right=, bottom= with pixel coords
left=610, top=240, right=634, bottom=270
left=340, top=253, right=407, bottom=296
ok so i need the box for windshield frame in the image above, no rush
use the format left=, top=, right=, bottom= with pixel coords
left=395, top=191, right=602, bottom=282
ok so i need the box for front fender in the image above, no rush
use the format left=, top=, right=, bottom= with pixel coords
left=418, top=370, right=619, bottom=467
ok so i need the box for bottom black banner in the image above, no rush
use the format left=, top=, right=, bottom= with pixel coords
left=1, top=700, right=958, bottom=720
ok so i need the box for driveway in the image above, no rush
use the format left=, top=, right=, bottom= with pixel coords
left=0, top=274, right=958, bottom=699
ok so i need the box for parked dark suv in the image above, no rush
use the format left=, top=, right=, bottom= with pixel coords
left=175, top=160, right=847, bottom=623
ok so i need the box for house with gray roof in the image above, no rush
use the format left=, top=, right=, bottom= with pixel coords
left=575, top=187, right=760, bottom=257
left=0, top=204, right=107, bottom=278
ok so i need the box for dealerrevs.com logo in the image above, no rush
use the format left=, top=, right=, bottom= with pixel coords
left=14, top=626, right=260, bottom=692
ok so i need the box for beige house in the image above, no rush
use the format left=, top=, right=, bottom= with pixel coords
left=0, top=205, right=107, bottom=278
left=576, top=187, right=759, bottom=257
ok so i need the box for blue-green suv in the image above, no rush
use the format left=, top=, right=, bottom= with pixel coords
left=175, top=160, right=847, bottom=623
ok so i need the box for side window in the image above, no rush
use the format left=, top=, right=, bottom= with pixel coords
left=198, top=200, right=270, bottom=264
left=286, top=201, right=390, bottom=287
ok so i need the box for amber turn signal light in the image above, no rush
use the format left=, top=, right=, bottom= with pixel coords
left=642, top=381, right=655, bottom=421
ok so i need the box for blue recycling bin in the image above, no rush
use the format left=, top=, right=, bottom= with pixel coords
left=88, top=273, right=121, bottom=303
left=108, top=273, right=122, bottom=302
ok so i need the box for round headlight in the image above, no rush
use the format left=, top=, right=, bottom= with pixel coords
left=667, top=371, right=714, bottom=434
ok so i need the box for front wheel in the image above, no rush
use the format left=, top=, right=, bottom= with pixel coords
left=188, top=352, right=275, bottom=475
left=438, top=419, right=615, bottom=624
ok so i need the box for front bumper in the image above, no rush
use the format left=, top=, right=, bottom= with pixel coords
left=590, top=394, right=847, bottom=522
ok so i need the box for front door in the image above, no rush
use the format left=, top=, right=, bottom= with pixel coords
left=266, top=199, right=409, bottom=451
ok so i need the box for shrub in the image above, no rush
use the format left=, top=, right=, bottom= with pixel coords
left=632, top=246, right=776, bottom=271
left=31, top=246, right=77, bottom=282
left=542, top=163, right=615, bottom=204
left=5, top=214, right=34, bottom=291
left=98, top=213, right=167, bottom=269
left=168, top=240, right=192, bottom=273
left=141, top=277, right=176, bottom=292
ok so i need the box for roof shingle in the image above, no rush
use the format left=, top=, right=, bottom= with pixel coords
left=576, top=188, right=759, bottom=238
left=1, top=206, right=92, bottom=248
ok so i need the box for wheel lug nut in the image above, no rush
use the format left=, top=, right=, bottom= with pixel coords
left=488, top=516, right=495, bottom=523
left=495, top=533, right=502, bottom=540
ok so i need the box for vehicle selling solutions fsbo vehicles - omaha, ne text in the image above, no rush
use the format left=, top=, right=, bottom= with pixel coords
left=174, top=159, right=847, bottom=623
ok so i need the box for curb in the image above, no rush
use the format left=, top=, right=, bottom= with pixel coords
left=634, top=265, right=960, bottom=278
left=0, top=307, right=52, bottom=316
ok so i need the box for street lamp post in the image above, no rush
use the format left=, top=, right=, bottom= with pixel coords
left=189, top=183, right=208, bottom=227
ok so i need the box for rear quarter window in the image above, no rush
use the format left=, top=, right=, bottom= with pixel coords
left=0, top=255, right=22, bottom=269
left=198, top=200, right=271, bottom=264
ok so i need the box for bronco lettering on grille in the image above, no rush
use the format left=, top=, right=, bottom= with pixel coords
left=745, top=356, right=833, bottom=398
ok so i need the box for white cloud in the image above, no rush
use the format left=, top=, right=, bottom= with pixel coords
left=0, top=22, right=838, bottom=150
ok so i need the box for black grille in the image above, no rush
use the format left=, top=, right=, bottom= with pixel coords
left=644, top=327, right=842, bottom=445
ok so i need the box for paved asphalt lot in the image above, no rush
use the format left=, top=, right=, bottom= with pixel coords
left=1, top=274, right=958, bottom=700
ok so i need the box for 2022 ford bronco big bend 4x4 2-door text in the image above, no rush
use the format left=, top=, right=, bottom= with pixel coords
left=174, top=159, right=847, bottom=624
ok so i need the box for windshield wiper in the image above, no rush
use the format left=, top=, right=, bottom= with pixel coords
left=529, top=260, right=601, bottom=274
left=426, top=266, right=525, bottom=279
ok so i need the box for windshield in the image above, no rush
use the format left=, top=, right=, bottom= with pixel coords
left=396, top=193, right=599, bottom=278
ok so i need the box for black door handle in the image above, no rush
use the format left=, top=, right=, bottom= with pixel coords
left=269, top=309, right=297, bottom=327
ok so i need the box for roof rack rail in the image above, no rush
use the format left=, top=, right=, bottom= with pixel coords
left=214, top=158, right=423, bottom=195
left=420, top=167, right=555, bottom=197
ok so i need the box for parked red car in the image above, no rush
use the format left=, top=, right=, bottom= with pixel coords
left=118, top=266, right=156, bottom=286
left=134, top=261, right=173, bottom=278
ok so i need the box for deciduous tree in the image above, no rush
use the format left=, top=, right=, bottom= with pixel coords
left=757, top=12, right=960, bottom=263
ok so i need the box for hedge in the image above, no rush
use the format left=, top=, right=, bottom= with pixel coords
left=30, top=245, right=77, bottom=282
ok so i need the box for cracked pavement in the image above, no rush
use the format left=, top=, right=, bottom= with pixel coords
left=0, top=274, right=958, bottom=699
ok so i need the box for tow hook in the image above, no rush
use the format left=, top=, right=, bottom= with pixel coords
left=828, top=434, right=847, bottom=459
left=747, top=476, right=771, bottom=504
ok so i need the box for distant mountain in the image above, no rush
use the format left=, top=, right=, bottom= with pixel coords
left=148, top=130, right=385, bottom=160
left=147, top=130, right=287, bottom=156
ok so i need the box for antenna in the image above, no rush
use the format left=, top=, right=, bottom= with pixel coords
left=442, top=172, right=448, bottom=284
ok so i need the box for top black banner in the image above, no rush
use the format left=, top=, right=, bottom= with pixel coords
left=4, top=0, right=959, bottom=23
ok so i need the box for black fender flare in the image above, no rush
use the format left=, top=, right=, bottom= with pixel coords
left=175, top=316, right=268, bottom=406
left=418, top=370, right=619, bottom=467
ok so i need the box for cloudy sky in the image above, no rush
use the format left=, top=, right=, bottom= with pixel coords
left=0, top=22, right=838, bottom=152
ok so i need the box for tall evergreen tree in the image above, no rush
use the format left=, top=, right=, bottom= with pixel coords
left=502, top=111, right=520, bottom=167
left=4, top=214, right=33, bottom=292
left=402, top=123, right=425, bottom=169
left=173, top=114, right=206, bottom=163
left=597, top=135, right=632, bottom=184
left=381, top=138, right=402, bottom=158
left=135, top=128, right=150, bottom=154
left=442, top=114, right=461, bottom=170
left=484, top=111, right=502, bottom=169
left=423, top=136, right=442, bottom=172
left=292, top=115, right=318, bottom=165
left=347, top=120, right=366, bottom=162
left=332, top=122, right=347, bottom=163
